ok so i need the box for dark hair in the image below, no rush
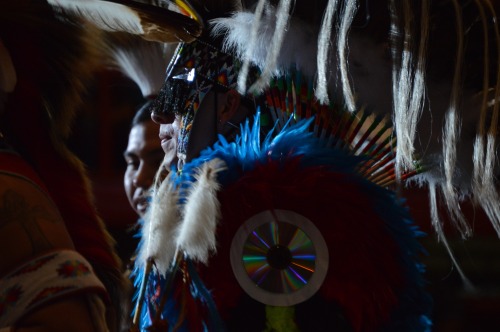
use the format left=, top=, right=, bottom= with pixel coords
left=131, top=99, right=154, bottom=128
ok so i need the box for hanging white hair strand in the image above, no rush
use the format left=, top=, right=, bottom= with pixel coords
left=315, top=0, right=339, bottom=104
left=428, top=181, right=475, bottom=291
left=337, top=0, right=358, bottom=112
left=441, top=0, right=470, bottom=237
left=392, top=0, right=417, bottom=179
left=249, top=0, right=293, bottom=94
left=236, top=0, right=267, bottom=95
left=407, top=0, right=429, bottom=169
left=472, top=0, right=500, bottom=237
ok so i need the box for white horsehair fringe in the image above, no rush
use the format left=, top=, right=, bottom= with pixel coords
left=248, top=0, right=293, bottom=94
left=315, top=0, right=339, bottom=105
left=472, top=0, right=500, bottom=237
left=392, top=0, right=429, bottom=179
left=441, top=0, right=470, bottom=237
left=337, top=0, right=358, bottom=113
left=213, top=1, right=500, bottom=243
left=428, top=181, right=475, bottom=292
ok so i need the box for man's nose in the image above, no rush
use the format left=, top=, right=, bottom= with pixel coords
left=133, top=165, right=154, bottom=189
left=151, top=110, right=175, bottom=125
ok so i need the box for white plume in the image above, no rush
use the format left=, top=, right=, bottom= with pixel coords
left=176, top=158, right=227, bottom=265
left=48, top=0, right=145, bottom=35
left=111, top=39, right=176, bottom=98
left=211, top=6, right=318, bottom=85
left=232, top=0, right=267, bottom=95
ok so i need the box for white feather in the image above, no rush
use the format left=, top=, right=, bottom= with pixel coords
left=137, top=172, right=180, bottom=275
left=48, top=0, right=145, bottom=35
left=176, top=158, right=227, bottom=264
left=233, top=0, right=267, bottom=95
left=211, top=6, right=318, bottom=85
left=111, top=40, right=176, bottom=98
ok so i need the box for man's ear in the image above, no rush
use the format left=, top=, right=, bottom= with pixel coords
left=218, top=89, right=241, bottom=123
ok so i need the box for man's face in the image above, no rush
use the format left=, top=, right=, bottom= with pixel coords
left=123, top=120, right=164, bottom=217
left=150, top=39, right=245, bottom=163
left=151, top=64, right=215, bottom=163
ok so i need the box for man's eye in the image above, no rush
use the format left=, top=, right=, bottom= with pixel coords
left=125, top=157, right=139, bottom=168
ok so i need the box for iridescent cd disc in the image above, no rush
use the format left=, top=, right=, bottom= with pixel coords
left=230, top=210, right=329, bottom=306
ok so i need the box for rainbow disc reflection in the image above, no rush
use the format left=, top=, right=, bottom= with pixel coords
left=242, top=221, right=316, bottom=294
left=230, top=210, right=329, bottom=306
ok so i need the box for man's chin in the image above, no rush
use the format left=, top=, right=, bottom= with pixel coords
left=163, top=152, right=178, bottom=170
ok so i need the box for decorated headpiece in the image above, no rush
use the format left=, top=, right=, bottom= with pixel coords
left=149, top=31, right=261, bottom=163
